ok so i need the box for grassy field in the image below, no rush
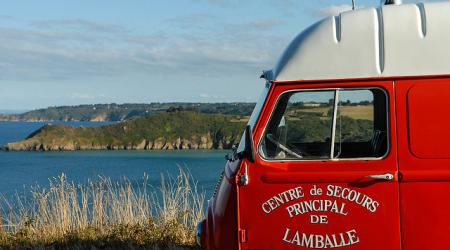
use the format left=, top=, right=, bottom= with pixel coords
left=0, top=170, right=203, bottom=249
left=291, top=105, right=373, bottom=121
left=339, top=105, right=373, bottom=120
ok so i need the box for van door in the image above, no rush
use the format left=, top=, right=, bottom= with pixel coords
left=237, top=81, right=401, bottom=249
left=396, top=78, right=450, bottom=250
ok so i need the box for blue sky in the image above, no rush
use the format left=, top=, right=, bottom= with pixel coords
left=0, top=0, right=442, bottom=110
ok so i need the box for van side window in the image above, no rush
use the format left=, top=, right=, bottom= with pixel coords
left=259, top=88, right=388, bottom=160
left=334, top=89, right=387, bottom=158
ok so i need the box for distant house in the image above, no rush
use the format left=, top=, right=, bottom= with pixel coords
left=303, top=103, right=321, bottom=107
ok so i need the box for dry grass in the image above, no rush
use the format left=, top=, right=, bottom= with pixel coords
left=290, top=105, right=374, bottom=121
left=339, top=105, right=373, bottom=120
left=0, top=169, right=204, bottom=249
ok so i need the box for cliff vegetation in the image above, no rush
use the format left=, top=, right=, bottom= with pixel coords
left=3, top=111, right=248, bottom=151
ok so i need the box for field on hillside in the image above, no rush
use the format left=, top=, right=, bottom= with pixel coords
left=292, top=105, right=373, bottom=120
left=339, top=105, right=373, bottom=120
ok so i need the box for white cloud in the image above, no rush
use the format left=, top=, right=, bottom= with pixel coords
left=248, top=18, right=283, bottom=29
left=69, top=92, right=106, bottom=100
left=0, top=15, right=13, bottom=20
left=0, top=15, right=286, bottom=82
left=200, top=93, right=218, bottom=98
left=32, top=19, right=128, bottom=34
left=190, top=0, right=299, bottom=12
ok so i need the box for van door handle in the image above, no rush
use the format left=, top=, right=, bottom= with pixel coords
left=366, top=173, right=394, bottom=180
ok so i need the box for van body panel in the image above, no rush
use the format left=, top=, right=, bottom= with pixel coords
left=237, top=81, right=401, bottom=249
left=201, top=76, right=450, bottom=250
left=205, top=159, right=241, bottom=250
left=396, top=78, right=450, bottom=250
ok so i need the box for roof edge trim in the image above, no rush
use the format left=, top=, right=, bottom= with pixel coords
left=376, top=8, right=385, bottom=74
left=334, top=15, right=342, bottom=42
left=416, top=3, right=427, bottom=37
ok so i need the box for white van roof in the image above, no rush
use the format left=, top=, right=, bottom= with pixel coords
left=271, top=2, right=450, bottom=82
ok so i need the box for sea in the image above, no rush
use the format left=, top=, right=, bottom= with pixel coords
left=0, top=121, right=228, bottom=199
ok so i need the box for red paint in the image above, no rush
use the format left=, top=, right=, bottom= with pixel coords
left=396, top=78, right=450, bottom=250
left=199, top=76, right=450, bottom=249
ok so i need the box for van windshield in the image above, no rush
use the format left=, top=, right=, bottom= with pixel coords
left=259, top=88, right=387, bottom=160
left=236, top=83, right=271, bottom=154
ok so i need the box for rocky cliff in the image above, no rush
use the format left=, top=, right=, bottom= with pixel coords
left=2, top=111, right=247, bottom=151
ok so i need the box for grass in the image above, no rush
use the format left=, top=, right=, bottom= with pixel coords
left=339, top=105, right=374, bottom=120
left=0, top=169, right=204, bottom=249
left=288, top=105, right=374, bottom=121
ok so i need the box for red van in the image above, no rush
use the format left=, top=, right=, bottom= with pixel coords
left=197, top=1, right=450, bottom=249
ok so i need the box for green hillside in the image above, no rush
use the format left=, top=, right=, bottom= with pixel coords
left=3, top=111, right=248, bottom=151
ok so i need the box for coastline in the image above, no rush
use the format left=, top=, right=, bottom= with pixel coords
left=1, top=143, right=235, bottom=152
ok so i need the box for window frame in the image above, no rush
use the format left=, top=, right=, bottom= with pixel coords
left=257, top=86, right=390, bottom=162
